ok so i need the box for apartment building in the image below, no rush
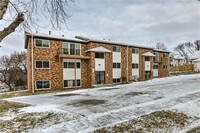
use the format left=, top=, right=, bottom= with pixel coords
left=25, top=32, right=170, bottom=92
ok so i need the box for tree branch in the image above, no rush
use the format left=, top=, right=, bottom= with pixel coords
left=0, top=13, right=24, bottom=42
left=0, top=0, right=9, bottom=20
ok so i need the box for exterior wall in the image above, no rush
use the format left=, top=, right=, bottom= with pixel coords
left=26, top=36, right=170, bottom=92
left=156, top=52, right=170, bottom=78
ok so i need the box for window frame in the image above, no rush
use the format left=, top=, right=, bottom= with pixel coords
left=163, top=53, right=168, bottom=58
left=63, top=79, right=81, bottom=88
left=95, top=53, right=104, bottom=59
left=62, top=42, right=81, bottom=56
left=153, top=65, right=158, bottom=69
left=63, top=62, right=81, bottom=69
left=132, top=63, right=139, bottom=69
left=35, top=80, right=50, bottom=90
left=113, top=46, right=121, bottom=52
left=113, top=63, right=121, bottom=68
left=35, top=39, right=50, bottom=48
left=132, top=48, right=139, bottom=54
left=35, top=60, right=50, bottom=69
left=113, top=78, right=121, bottom=84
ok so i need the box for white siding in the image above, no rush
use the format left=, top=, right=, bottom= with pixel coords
left=132, top=69, right=139, bottom=78
left=132, top=53, right=139, bottom=78
left=153, top=63, right=158, bottom=77
left=113, top=69, right=121, bottom=78
left=145, top=61, right=151, bottom=71
left=112, top=51, right=121, bottom=79
left=112, top=52, right=121, bottom=63
left=132, top=54, right=139, bottom=63
left=95, top=59, right=105, bottom=71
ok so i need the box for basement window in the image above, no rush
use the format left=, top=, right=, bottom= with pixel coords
left=35, top=61, right=50, bottom=69
left=35, top=39, right=50, bottom=48
left=36, top=80, right=50, bottom=89
left=64, top=80, right=81, bottom=88
left=113, top=78, right=121, bottom=83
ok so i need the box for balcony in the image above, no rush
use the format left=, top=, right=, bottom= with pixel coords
left=55, top=49, right=90, bottom=59
left=153, top=57, right=168, bottom=63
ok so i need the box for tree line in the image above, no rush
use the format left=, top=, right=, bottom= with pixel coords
left=0, top=51, right=26, bottom=91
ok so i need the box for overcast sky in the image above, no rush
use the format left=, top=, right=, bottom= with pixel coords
left=0, top=0, right=200, bottom=56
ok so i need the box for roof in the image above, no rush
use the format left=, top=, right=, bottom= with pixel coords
left=142, top=52, right=156, bottom=57
left=24, top=32, right=87, bottom=49
left=75, top=36, right=154, bottom=49
left=153, top=49, right=171, bottom=53
left=193, top=58, right=200, bottom=62
left=86, top=46, right=111, bottom=53
left=190, top=51, right=200, bottom=60
left=173, top=56, right=185, bottom=60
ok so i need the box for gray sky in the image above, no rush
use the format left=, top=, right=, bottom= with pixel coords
left=0, top=0, right=200, bottom=56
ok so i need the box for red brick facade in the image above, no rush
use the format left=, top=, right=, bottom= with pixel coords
left=25, top=34, right=170, bottom=91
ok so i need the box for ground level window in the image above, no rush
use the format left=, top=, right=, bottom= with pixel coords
left=163, top=65, right=168, bottom=69
left=113, top=78, right=121, bottom=83
left=36, top=80, right=50, bottom=89
left=64, top=80, right=81, bottom=87
left=153, top=65, right=158, bottom=69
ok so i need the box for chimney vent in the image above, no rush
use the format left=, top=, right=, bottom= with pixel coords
left=49, top=31, right=51, bottom=35
left=36, top=31, right=38, bottom=34
left=62, top=35, right=64, bottom=37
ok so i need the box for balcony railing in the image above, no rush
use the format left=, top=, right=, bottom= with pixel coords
left=153, top=57, right=168, bottom=62
left=54, top=49, right=90, bottom=59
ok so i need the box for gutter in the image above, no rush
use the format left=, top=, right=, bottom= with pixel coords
left=31, top=33, right=35, bottom=93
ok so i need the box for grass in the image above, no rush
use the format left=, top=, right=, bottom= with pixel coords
left=0, top=100, right=28, bottom=116
left=72, top=99, right=107, bottom=106
left=94, top=110, right=191, bottom=133
left=0, top=112, right=74, bottom=133
left=0, top=88, right=79, bottom=99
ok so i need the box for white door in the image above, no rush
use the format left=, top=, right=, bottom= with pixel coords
left=153, top=63, right=158, bottom=77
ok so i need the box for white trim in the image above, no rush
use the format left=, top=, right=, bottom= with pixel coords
left=34, top=38, right=50, bottom=48
left=35, top=80, right=51, bottom=90
left=35, top=60, right=50, bottom=69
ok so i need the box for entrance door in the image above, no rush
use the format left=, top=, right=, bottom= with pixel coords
left=95, top=71, right=105, bottom=84
left=145, top=71, right=151, bottom=80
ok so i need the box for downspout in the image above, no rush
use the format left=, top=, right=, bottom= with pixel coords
left=126, top=45, right=129, bottom=83
left=31, top=33, right=35, bottom=93
left=74, top=58, right=77, bottom=89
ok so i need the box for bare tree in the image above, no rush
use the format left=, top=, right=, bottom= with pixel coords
left=194, top=40, right=200, bottom=51
left=0, top=51, right=27, bottom=91
left=0, top=0, right=74, bottom=43
left=174, top=43, right=189, bottom=64
left=155, top=42, right=167, bottom=50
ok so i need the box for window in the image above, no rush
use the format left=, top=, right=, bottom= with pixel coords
left=145, top=57, right=150, bottom=61
left=132, top=63, right=139, bottom=69
left=63, top=62, right=81, bottom=68
left=132, top=48, right=139, bottom=54
left=153, top=65, right=158, bottom=69
left=64, top=80, right=81, bottom=87
left=35, top=39, right=50, bottom=48
left=113, top=63, right=121, bottom=68
left=153, top=52, right=159, bottom=61
left=35, top=61, right=50, bottom=69
left=95, top=53, right=104, bottom=58
left=113, top=46, right=121, bottom=52
left=36, top=80, right=50, bottom=89
left=163, top=53, right=168, bottom=58
left=163, top=65, right=168, bottom=69
left=62, top=42, right=81, bottom=55
left=113, top=78, right=121, bottom=83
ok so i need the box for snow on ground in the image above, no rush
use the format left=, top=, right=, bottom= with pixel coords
left=5, top=74, right=200, bottom=133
